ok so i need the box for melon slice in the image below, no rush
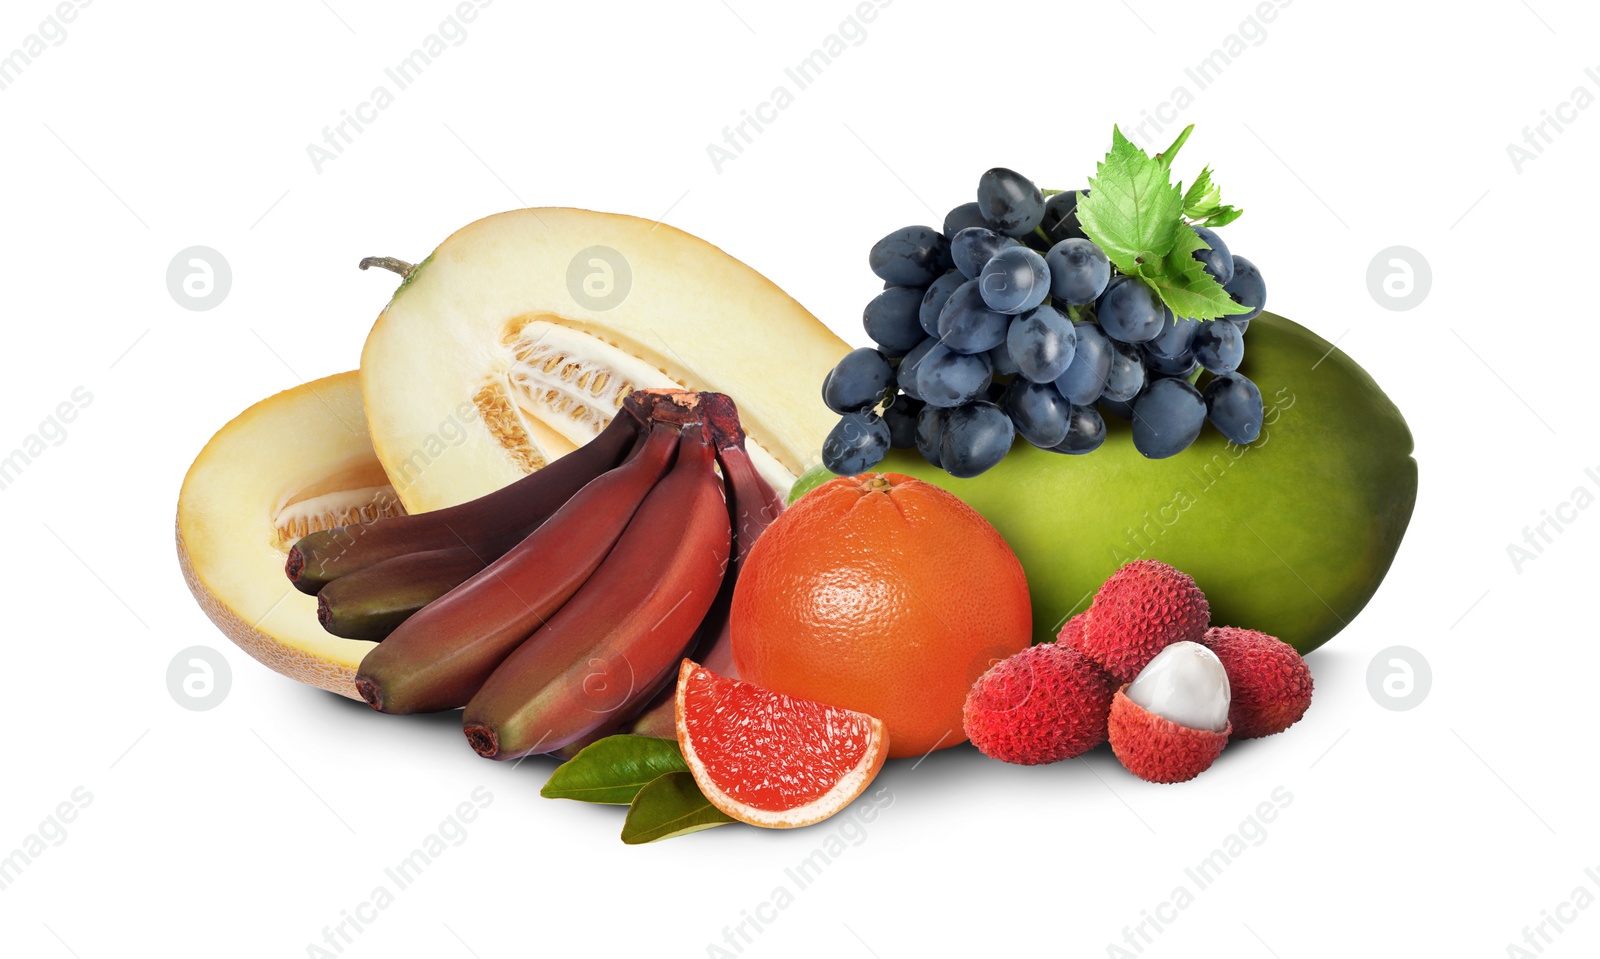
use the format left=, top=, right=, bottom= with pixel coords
left=359, top=208, right=849, bottom=513
left=177, top=373, right=393, bottom=698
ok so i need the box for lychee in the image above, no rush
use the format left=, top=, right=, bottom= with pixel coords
left=964, top=642, right=1116, bottom=765
left=1057, top=610, right=1089, bottom=646
left=1068, top=560, right=1210, bottom=683
left=1199, top=626, right=1313, bottom=739
left=1108, top=641, right=1231, bottom=783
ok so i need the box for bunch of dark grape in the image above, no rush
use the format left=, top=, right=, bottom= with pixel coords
left=820, top=168, right=1268, bottom=478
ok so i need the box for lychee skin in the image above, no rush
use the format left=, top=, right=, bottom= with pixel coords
left=1057, top=610, right=1090, bottom=647
left=964, top=643, right=1115, bottom=765
left=1107, top=688, right=1230, bottom=784
left=1070, top=560, right=1210, bottom=684
left=1199, top=626, right=1313, bottom=739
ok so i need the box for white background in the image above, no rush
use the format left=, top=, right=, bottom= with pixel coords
left=2, top=0, right=1595, bottom=956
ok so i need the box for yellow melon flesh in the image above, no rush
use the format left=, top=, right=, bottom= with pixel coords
left=360, top=208, right=850, bottom=513
left=177, top=372, right=397, bottom=698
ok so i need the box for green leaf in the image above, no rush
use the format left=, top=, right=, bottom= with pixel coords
left=1200, top=205, right=1244, bottom=228
left=1135, top=228, right=1251, bottom=320
left=1181, top=166, right=1220, bottom=216
left=1181, top=166, right=1243, bottom=228
left=1155, top=124, right=1194, bottom=169
left=1078, top=123, right=1248, bottom=319
left=1075, top=127, right=1187, bottom=276
left=540, top=736, right=688, bottom=805
left=621, top=772, right=735, bottom=844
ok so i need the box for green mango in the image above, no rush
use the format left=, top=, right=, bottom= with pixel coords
left=790, top=313, right=1416, bottom=655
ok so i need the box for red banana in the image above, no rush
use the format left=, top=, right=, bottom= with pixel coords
left=461, top=425, right=731, bottom=760
left=352, top=424, right=681, bottom=714
left=315, top=545, right=497, bottom=641
left=286, top=408, right=642, bottom=593
left=625, top=405, right=783, bottom=738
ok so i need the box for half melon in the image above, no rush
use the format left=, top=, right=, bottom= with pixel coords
left=177, top=373, right=393, bottom=698
left=359, top=208, right=850, bottom=513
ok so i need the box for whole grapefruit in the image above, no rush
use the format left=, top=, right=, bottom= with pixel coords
left=730, top=472, right=1032, bottom=759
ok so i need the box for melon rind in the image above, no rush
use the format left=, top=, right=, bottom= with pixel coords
left=176, top=372, right=380, bottom=698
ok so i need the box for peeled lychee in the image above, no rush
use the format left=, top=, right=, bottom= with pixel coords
left=964, top=642, right=1116, bottom=765
left=1199, top=626, right=1313, bottom=739
left=1067, top=560, right=1210, bottom=683
left=1108, top=641, right=1231, bottom=783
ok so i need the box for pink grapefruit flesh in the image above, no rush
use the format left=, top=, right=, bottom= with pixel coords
left=674, top=659, right=888, bottom=828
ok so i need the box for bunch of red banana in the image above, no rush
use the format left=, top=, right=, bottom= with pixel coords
left=284, top=389, right=784, bottom=760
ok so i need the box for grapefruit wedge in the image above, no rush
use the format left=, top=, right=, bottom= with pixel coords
left=674, top=660, right=888, bottom=829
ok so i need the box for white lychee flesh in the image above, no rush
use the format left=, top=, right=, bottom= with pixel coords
left=1126, top=641, right=1231, bottom=732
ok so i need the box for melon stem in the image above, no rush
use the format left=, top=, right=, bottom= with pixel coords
left=358, top=256, right=416, bottom=279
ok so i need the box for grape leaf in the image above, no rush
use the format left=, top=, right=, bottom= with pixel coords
left=1182, top=166, right=1243, bottom=226
left=540, top=736, right=688, bottom=805
left=1134, top=228, right=1251, bottom=320
left=1155, top=124, right=1194, bottom=169
left=621, top=772, right=734, bottom=844
left=1075, top=127, right=1187, bottom=276
left=1181, top=167, right=1220, bottom=216
left=1079, top=124, right=1249, bottom=319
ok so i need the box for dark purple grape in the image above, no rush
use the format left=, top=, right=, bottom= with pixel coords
left=1040, top=190, right=1088, bottom=244
left=1143, top=347, right=1200, bottom=379
left=1193, top=319, right=1244, bottom=374
left=915, top=405, right=947, bottom=467
left=1051, top=404, right=1105, bottom=455
left=1204, top=372, right=1264, bottom=444
left=950, top=227, right=1021, bottom=280
left=1191, top=225, right=1234, bottom=285
left=822, top=347, right=894, bottom=414
left=1131, top=378, right=1206, bottom=459
left=977, top=168, right=1046, bottom=238
left=1223, top=255, right=1266, bottom=326
left=896, top=337, right=937, bottom=401
left=1003, top=379, right=1072, bottom=448
left=1045, top=238, right=1111, bottom=306
left=1147, top=313, right=1199, bottom=359
left=869, top=226, right=949, bottom=287
left=1054, top=321, right=1114, bottom=404
left=987, top=341, right=1021, bottom=377
left=1096, top=276, right=1165, bottom=344
left=1101, top=339, right=1147, bottom=403
left=863, top=286, right=929, bottom=355
left=822, top=411, right=890, bottom=475
left=978, top=247, right=1051, bottom=314
left=936, top=280, right=1010, bottom=355
left=919, top=270, right=965, bottom=337
left=881, top=394, right=923, bottom=448
left=1007, top=305, right=1077, bottom=384
left=939, top=401, right=1015, bottom=477
left=917, top=342, right=993, bottom=408
left=943, top=202, right=988, bottom=238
